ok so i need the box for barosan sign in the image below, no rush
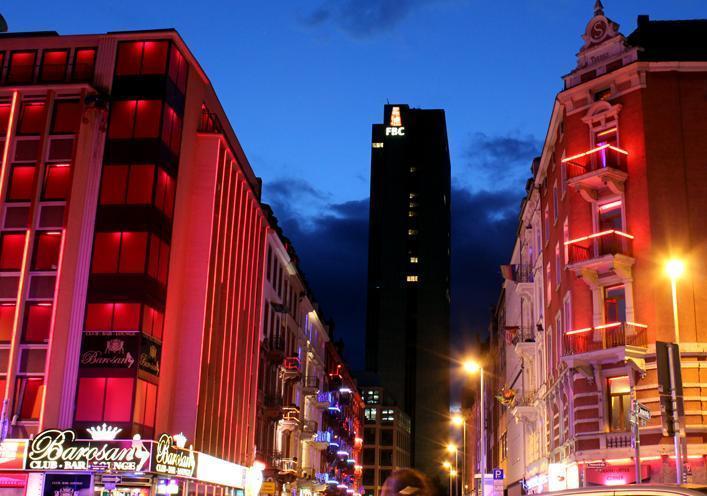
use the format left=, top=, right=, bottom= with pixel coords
left=26, top=429, right=151, bottom=472
left=152, top=434, right=196, bottom=478
left=80, top=332, right=139, bottom=370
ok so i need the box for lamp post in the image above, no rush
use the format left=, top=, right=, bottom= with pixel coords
left=452, top=414, right=466, bottom=496
left=447, top=444, right=458, bottom=496
left=463, top=360, right=484, bottom=496
left=443, top=461, right=453, bottom=496
left=666, top=259, right=687, bottom=483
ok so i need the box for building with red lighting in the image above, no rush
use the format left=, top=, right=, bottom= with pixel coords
left=0, top=28, right=280, bottom=496
left=485, top=4, right=707, bottom=493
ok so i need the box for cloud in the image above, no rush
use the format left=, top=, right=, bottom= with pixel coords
left=263, top=175, right=525, bottom=368
left=264, top=177, right=332, bottom=224
left=463, top=132, right=541, bottom=192
left=301, top=0, right=449, bottom=38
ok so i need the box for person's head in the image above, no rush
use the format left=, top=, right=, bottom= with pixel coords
left=381, top=469, right=433, bottom=496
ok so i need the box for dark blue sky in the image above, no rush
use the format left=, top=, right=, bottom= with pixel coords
left=5, top=1, right=705, bottom=367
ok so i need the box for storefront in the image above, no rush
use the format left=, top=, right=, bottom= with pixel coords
left=0, top=429, right=263, bottom=496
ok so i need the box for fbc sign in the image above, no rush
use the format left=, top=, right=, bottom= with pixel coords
left=385, top=127, right=405, bottom=137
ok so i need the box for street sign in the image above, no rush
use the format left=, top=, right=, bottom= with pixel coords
left=260, top=481, right=276, bottom=494
left=635, top=402, right=651, bottom=421
left=102, top=475, right=121, bottom=485
left=493, top=469, right=504, bottom=480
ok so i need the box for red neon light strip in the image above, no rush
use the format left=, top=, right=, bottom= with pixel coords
left=561, top=144, right=629, bottom=163
left=566, top=321, right=647, bottom=335
left=564, top=229, right=634, bottom=246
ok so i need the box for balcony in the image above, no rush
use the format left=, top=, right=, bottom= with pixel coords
left=565, top=230, right=634, bottom=280
left=280, top=406, right=300, bottom=430
left=511, top=326, right=538, bottom=358
left=263, top=395, right=283, bottom=419
left=511, top=264, right=535, bottom=299
left=276, top=458, right=299, bottom=475
left=302, top=376, right=320, bottom=395
left=302, top=420, right=318, bottom=435
left=281, top=356, right=302, bottom=381
left=562, top=321, right=648, bottom=368
left=510, top=390, right=538, bottom=423
left=564, top=145, right=628, bottom=202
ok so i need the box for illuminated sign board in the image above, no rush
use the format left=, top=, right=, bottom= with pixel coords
left=385, top=127, right=405, bottom=137
left=0, top=440, right=27, bottom=470
left=152, top=434, right=196, bottom=478
left=26, top=429, right=151, bottom=472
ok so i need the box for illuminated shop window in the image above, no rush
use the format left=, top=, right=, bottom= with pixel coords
left=75, top=377, right=134, bottom=422
left=409, top=257, right=418, bottom=264
left=406, top=275, right=418, bottom=282
left=39, top=50, right=68, bottom=83
left=14, top=376, right=44, bottom=420
left=17, top=102, right=46, bottom=136
left=0, top=233, right=26, bottom=270
left=372, top=143, right=384, bottom=148
left=51, top=100, right=81, bottom=134
left=116, top=41, right=168, bottom=76
left=72, top=48, right=96, bottom=82
left=7, top=51, right=36, bottom=84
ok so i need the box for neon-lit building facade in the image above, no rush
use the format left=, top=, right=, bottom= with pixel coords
left=491, top=5, right=707, bottom=493
left=0, top=28, right=270, bottom=496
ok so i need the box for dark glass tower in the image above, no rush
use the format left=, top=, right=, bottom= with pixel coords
left=365, top=104, right=451, bottom=474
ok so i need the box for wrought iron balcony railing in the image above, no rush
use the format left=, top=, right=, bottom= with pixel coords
left=565, top=230, right=634, bottom=265
left=563, top=144, right=628, bottom=179
left=563, top=321, right=647, bottom=356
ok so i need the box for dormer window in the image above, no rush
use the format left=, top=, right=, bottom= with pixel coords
left=593, top=88, right=611, bottom=102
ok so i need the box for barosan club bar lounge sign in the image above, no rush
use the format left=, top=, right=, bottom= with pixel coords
left=152, top=434, right=196, bottom=477
left=26, top=430, right=151, bottom=471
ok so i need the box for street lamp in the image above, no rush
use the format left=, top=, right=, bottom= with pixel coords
left=451, top=414, right=466, bottom=496
left=463, top=360, right=484, bottom=496
left=665, top=258, right=687, bottom=483
left=443, top=461, right=453, bottom=496
left=447, top=444, right=458, bottom=496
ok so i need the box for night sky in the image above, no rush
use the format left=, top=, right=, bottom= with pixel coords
left=5, top=1, right=705, bottom=368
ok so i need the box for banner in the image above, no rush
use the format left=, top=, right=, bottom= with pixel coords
left=79, top=332, right=140, bottom=370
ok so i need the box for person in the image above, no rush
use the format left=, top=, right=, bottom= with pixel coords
left=381, top=469, right=434, bottom=496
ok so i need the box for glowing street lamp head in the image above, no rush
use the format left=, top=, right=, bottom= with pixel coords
left=666, top=259, right=685, bottom=280
left=442, top=461, right=452, bottom=470
left=462, top=359, right=481, bottom=375
left=451, top=414, right=464, bottom=427
left=446, top=443, right=457, bottom=454
left=450, top=470, right=458, bottom=478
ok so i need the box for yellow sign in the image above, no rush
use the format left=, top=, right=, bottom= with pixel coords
left=260, top=482, right=276, bottom=494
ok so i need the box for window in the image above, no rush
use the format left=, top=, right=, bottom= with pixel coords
left=563, top=219, right=569, bottom=264
left=39, top=50, right=68, bottom=82
left=608, top=376, right=630, bottom=432
left=545, top=264, right=551, bottom=302
left=543, top=206, right=549, bottom=244
left=555, top=313, right=562, bottom=362
left=0, top=102, right=11, bottom=135
left=380, top=429, right=393, bottom=446
left=560, top=161, right=568, bottom=197
left=72, top=48, right=96, bottom=82
left=364, top=389, right=380, bottom=405
left=167, top=45, right=188, bottom=93
left=75, top=377, right=134, bottom=422
left=7, top=51, right=36, bottom=84
left=0, top=233, right=26, bottom=270
left=364, top=407, right=377, bottom=423
left=381, top=409, right=394, bottom=422
left=17, top=102, right=46, bottom=135
left=406, top=275, right=418, bottom=283
left=379, top=449, right=393, bottom=466
left=108, top=100, right=162, bottom=140
left=42, top=164, right=71, bottom=201
left=51, top=100, right=81, bottom=134
left=116, top=41, right=168, bottom=76
left=161, top=104, right=182, bottom=155
left=371, top=143, right=383, bottom=148
left=22, top=303, right=52, bottom=343
left=133, top=379, right=158, bottom=433
left=598, top=200, right=623, bottom=231
left=7, top=165, right=37, bottom=202
left=407, top=229, right=417, bottom=236
left=500, top=431, right=508, bottom=461
left=32, top=232, right=62, bottom=270
left=147, top=235, right=171, bottom=284
left=363, top=448, right=375, bottom=465
left=409, top=257, right=418, bottom=264
left=14, top=376, right=44, bottom=420
left=362, top=469, right=374, bottom=486
left=363, top=427, right=376, bottom=445
left=563, top=294, right=572, bottom=334
left=605, top=285, right=626, bottom=323
left=555, top=243, right=561, bottom=287
left=552, top=183, right=559, bottom=223
left=0, top=304, right=15, bottom=342
left=91, top=232, right=148, bottom=274
left=408, top=211, right=416, bottom=217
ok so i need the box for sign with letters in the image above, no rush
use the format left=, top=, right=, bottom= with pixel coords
left=152, top=434, right=196, bottom=478
left=26, top=430, right=151, bottom=472
left=80, top=332, right=139, bottom=370
left=385, top=127, right=405, bottom=137
left=42, top=473, right=92, bottom=496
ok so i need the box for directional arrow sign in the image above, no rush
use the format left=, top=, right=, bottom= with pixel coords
left=102, top=475, right=122, bottom=485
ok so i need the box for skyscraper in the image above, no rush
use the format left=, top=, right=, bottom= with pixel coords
left=365, top=104, right=451, bottom=474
